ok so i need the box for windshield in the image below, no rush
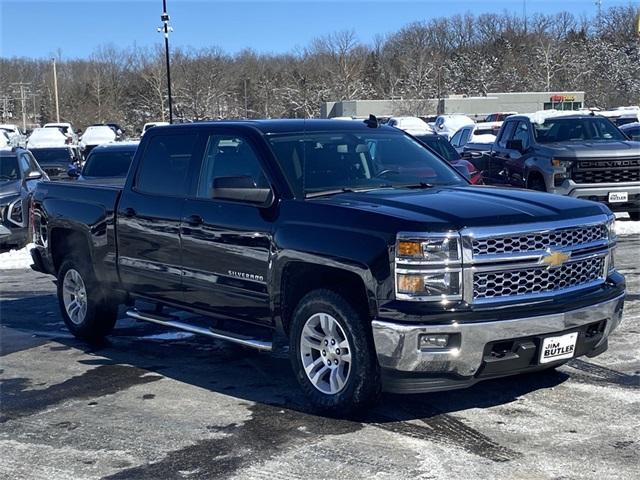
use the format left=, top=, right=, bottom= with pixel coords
left=30, top=148, right=72, bottom=165
left=267, top=131, right=466, bottom=197
left=533, top=117, right=627, bottom=143
left=413, top=134, right=460, bottom=162
left=82, top=149, right=135, bottom=177
left=0, top=156, right=20, bottom=180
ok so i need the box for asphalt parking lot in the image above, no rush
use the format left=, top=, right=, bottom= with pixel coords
left=1, top=231, right=638, bottom=480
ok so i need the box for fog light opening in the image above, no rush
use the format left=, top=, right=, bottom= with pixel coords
left=419, top=334, right=450, bottom=349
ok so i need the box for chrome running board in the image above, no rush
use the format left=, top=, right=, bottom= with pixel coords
left=125, top=308, right=272, bottom=352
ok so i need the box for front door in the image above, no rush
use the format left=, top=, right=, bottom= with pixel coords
left=180, top=131, right=275, bottom=325
left=117, top=131, right=203, bottom=303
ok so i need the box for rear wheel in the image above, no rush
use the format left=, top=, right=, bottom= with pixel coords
left=289, top=289, right=380, bottom=414
left=57, top=258, right=118, bottom=342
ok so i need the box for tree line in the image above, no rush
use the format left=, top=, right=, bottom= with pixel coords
left=1, top=5, right=638, bottom=133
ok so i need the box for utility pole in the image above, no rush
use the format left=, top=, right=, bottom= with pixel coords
left=244, top=79, right=248, bottom=119
left=157, top=0, right=174, bottom=123
left=10, top=83, right=31, bottom=131
left=52, top=58, right=60, bottom=122
left=595, top=0, right=603, bottom=31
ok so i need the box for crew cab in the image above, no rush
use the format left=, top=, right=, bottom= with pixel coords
left=30, top=119, right=626, bottom=413
left=487, top=111, right=640, bottom=219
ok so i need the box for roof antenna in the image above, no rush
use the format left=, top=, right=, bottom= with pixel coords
left=364, top=114, right=379, bottom=128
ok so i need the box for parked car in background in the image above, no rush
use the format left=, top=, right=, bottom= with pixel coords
left=26, top=127, right=69, bottom=148
left=69, top=141, right=138, bottom=183
left=91, top=123, right=126, bottom=140
left=433, top=114, right=474, bottom=140
left=449, top=123, right=498, bottom=154
left=0, top=147, right=48, bottom=250
left=30, top=119, right=625, bottom=413
left=413, top=133, right=483, bottom=184
left=485, top=112, right=517, bottom=122
left=387, top=116, right=434, bottom=135
left=487, top=110, right=640, bottom=219
left=599, top=107, right=640, bottom=127
left=43, top=122, right=78, bottom=144
left=79, top=125, right=117, bottom=157
left=141, top=121, right=170, bottom=136
left=619, top=122, right=640, bottom=141
left=30, top=146, right=82, bottom=181
left=0, top=124, right=27, bottom=147
left=0, top=131, right=11, bottom=147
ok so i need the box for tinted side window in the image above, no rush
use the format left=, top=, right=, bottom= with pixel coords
left=136, top=134, right=199, bottom=196
left=460, top=128, right=472, bottom=145
left=497, top=121, right=517, bottom=148
left=197, top=135, right=268, bottom=199
left=450, top=130, right=463, bottom=147
left=513, top=121, right=531, bottom=150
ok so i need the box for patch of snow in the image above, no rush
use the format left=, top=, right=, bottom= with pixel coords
left=614, top=212, right=640, bottom=236
left=0, top=244, right=34, bottom=270
left=141, top=331, right=195, bottom=341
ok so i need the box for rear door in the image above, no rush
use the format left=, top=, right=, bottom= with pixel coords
left=180, top=129, right=276, bottom=326
left=116, top=130, right=204, bottom=303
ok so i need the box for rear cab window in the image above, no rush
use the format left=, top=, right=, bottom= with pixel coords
left=135, top=133, right=200, bottom=197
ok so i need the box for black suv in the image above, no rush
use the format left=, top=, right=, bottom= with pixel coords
left=0, top=148, right=47, bottom=250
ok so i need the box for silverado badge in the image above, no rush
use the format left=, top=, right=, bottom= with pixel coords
left=540, top=250, right=571, bottom=269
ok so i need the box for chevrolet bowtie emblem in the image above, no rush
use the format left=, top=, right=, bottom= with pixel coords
left=540, top=250, right=571, bottom=269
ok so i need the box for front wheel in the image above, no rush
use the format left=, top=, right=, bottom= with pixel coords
left=57, top=258, right=118, bottom=342
left=289, top=289, right=380, bottom=414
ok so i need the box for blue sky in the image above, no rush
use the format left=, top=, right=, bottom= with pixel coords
left=1, top=0, right=638, bottom=59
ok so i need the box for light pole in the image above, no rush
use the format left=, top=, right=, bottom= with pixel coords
left=157, top=0, right=174, bottom=123
left=52, top=58, right=60, bottom=123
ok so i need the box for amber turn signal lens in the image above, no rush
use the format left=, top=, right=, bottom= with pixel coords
left=397, top=274, right=424, bottom=294
left=398, top=240, right=423, bottom=258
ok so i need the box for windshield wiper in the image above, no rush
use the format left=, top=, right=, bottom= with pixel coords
left=392, top=182, right=434, bottom=189
left=0, top=175, right=16, bottom=180
left=306, top=185, right=400, bottom=198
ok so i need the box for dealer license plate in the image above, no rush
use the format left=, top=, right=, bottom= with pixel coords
left=539, top=332, right=578, bottom=364
left=608, top=192, right=628, bottom=203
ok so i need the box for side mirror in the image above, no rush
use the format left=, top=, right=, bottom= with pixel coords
left=212, top=176, right=273, bottom=205
left=453, top=163, right=471, bottom=180
left=68, top=166, right=80, bottom=178
left=506, top=139, right=524, bottom=153
left=26, top=171, right=43, bottom=180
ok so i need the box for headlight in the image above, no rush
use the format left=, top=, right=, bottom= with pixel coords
left=395, top=233, right=463, bottom=302
left=606, top=217, right=617, bottom=243
left=396, top=235, right=460, bottom=264
left=552, top=158, right=573, bottom=186
left=8, top=197, right=25, bottom=227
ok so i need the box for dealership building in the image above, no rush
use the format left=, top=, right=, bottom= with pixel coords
left=321, top=91, right=586, bottom=119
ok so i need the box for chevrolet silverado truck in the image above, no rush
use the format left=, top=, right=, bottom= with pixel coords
left=30, top=119, right=626, bottom=413
left=487, top=111, right=640, bottom=219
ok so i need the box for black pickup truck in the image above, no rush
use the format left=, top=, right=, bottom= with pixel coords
left=30, top=119, right=626, bottom=413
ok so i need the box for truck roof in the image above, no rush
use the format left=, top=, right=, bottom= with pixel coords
left=151, top=119, right=398, bottom=135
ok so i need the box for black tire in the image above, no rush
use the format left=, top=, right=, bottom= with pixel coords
left=289, top=289, right=380, bottom=415
left=628, top=210, right=640, bottom=221
left=57, top=258, right=118, bottom=342
left=528, top=175, right=547, bottom=192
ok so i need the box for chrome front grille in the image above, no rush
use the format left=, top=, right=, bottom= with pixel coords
left=573, top=169, right=640, bottom=184
left=462, top=215, right=613, bottom=304
left=472, top=224, right=608, bottom=256
left=473, top=256, right=605, bottom=300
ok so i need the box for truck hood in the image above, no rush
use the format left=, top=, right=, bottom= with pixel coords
left=314, top=186, right=608, bottom=230
left=544, top=140, right=640, bottom=159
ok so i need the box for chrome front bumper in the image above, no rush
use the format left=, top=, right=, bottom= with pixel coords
left=372, top=293, right=625, bottom=377
left=551, top=181, right=640, bottom=201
